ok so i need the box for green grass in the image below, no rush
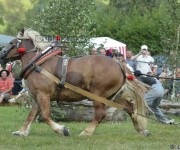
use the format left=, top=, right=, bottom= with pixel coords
left=0, top=106, right=179, bottom=150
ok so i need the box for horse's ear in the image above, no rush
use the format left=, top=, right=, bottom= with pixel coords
left=21, top=28, right=25, bottom=35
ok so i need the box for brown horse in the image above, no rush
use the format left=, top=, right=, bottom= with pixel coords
left=0, top=28, right=149, bottom=137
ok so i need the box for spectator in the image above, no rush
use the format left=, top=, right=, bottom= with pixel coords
left=126, top=50, right=136, bottom=72
left=6, top=60, right=23, bottom=95
left=6, top=62, right=15, bottom=81
left=112, top=52, right=134, bottom=73
left=134, top=70, right=175, bottom=124
left=147, top=50, right=158, bottom=75
left=132, top=45, right=156, bottom=75
left=112, top=52, right=124, bottom=62
left=99, top=48, right=106, bottom=55
left=159, top=67, right=173, bottom=96
left=0, top=69, right=14, bottom=103
left=108, top=49, right=117, bottom=57
left=89, top=48, right=97, bottom=55
left=9, top=79, right=29, bottom=104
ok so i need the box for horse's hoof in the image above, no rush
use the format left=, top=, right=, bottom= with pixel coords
left=12, top=130, right=28, bottom=136
left=63, top=127, right=70, bottom=136
left=12, top=130, right=21, bottom=136
left=139, top=130, right=150, bottom=136
left=78, top=131, right=92, bottom=136
left=12, top=130, right=24, bottom=136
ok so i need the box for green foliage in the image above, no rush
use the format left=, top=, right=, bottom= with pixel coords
left=94, top=3, right=121, bottom=38
left=95, top=0, right=179, bottom=56
left=27, top=0, right=97, bottom=56
left=119, top=5, right=174, bottom=54
left=0, top=17, right=4, bottom=25
left=1, top=0, right=179, bottom=57
left=0, top=0, right=38, bottom=35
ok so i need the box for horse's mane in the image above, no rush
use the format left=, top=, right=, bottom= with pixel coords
left=17, top=28, right=51, bottom=50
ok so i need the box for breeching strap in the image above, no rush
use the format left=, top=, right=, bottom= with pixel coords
left=35, top=66, right=126, bottom=110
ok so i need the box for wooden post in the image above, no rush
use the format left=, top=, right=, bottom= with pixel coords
left=171, top=25, right=180, bottom=101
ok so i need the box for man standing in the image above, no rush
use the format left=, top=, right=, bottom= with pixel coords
left=126, top=50, right=136, bottom=72
left=0, top=70, right=14, bottom=103
left=132, top=45, right=156, bottom=75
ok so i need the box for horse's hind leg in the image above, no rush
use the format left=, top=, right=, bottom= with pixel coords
left=36, top=92, right=70, bottom=136
left=120, top=99, right=149, bottom=136
left=79, top=101, right=106, bottom=136
left=129, top=113, right=149, bottom=136
left=12, top=101, right=40, bottom=136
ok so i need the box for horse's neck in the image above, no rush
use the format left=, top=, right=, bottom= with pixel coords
left=21, top=41, right=38, bottom=68
left=21, top=52, right=37, bottom=68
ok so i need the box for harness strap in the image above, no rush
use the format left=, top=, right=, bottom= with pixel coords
left=35, top=66, right=127, bottom=110
left=60, top=57, right=70, bottom=86
left=19, top=46, right=53, bottom=79
left=23, top=50, right=61, bottom=79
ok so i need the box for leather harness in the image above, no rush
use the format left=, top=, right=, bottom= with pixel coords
left=19, top=48, right=128, bottom=110
left=55, top=57, right=70, bottom=86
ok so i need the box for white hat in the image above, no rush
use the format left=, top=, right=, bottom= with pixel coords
left=141, top=45, right=148, bottom=50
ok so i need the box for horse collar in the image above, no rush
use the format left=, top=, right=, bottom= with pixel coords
left=19, top=47, right=61, bottom=79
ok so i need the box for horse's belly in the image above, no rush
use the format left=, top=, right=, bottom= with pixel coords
left=58, top=89, right=86, bottom=102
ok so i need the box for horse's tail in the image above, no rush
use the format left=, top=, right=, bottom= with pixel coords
left=112, top=62, right=148, bottom=128
left=122, top=79, right=149, bottom=132
left=121, top=79, right=147, bottom=116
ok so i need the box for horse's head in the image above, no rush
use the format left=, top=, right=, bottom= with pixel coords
left=0, top=39, right=16, bottom=64
left=0, top=30, right=32, bottom=64
left=0, top=28, right=51, bottom=64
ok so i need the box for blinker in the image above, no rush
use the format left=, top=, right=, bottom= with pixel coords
left=16, top=40, right=22, bottom=48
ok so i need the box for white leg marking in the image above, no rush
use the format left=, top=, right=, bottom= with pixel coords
left=50, top=121, right=66, bottom=135
left=12, top=123, right=31, bottom=136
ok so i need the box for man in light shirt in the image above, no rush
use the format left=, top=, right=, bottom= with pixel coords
left=126, top=50, right=136, bottom=72
left=132, top=45, right=157, bottom=75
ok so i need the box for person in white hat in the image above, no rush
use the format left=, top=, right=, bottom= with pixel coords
left=132, top=45, right=157, bottom=75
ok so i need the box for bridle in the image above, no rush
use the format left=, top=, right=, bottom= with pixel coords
left=1, top=41, right=17, bottom=58
left=0, top=38, right=40, bottom=62
left=1, top=34, right=62, bottom=79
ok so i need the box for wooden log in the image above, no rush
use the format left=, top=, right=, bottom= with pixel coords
left=36, top=100, right=127, bottom=122
left=160, top=102, right=180, bottom=110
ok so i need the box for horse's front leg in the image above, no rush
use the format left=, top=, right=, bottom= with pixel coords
left=36, top=92, right=70, bottom=136
left=79, top=101, right=106, bottom=136
left=12, top=101, right=40, bottom=136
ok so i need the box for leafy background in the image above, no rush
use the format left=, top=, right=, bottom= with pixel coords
left=0, top=0, right=179, bottom=57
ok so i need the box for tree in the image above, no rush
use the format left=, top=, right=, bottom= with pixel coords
left=95, top=0, right=179, bottom=55
left=0, top=0, right=38, bottom=35
left=26, top=0, right=97, bottom=56
left=118, top=3, right=175, bottom=55
left=0, top=17, right=4, bottom=26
